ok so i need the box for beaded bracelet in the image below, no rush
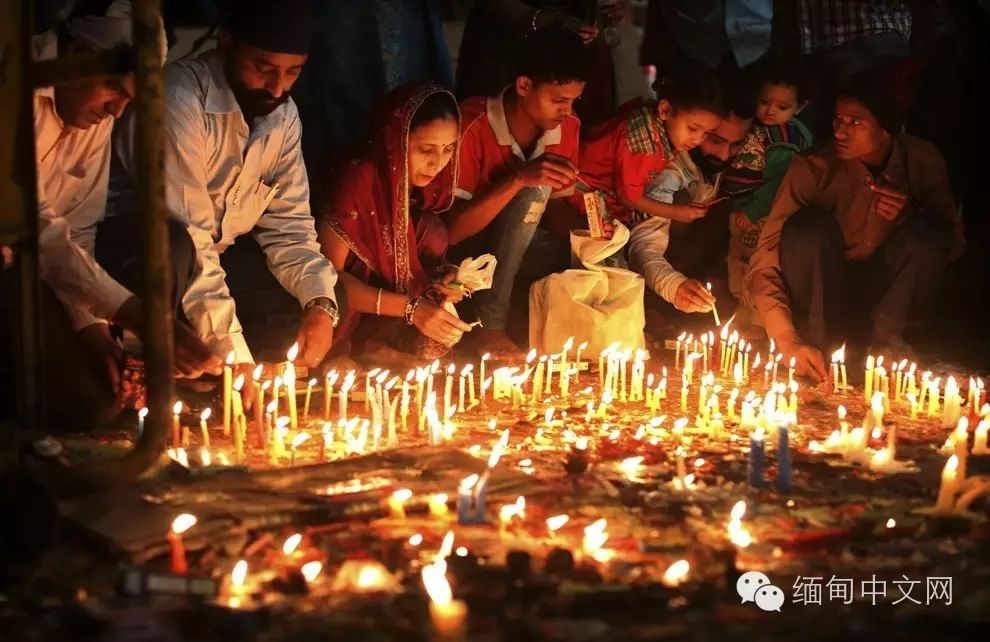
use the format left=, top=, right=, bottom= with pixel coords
left=531, top=8, right=542, bottom=33
left=404, top=296, right=423, bottom=325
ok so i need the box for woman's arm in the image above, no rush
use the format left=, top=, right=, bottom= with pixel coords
left=318, top=225, right=411, bottom=317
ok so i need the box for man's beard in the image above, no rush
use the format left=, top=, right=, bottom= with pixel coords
left=225, top=61, right=289, bottom=121
left=689, top=147, right=728, bottom=180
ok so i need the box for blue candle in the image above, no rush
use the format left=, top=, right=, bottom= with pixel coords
left=748, top=430, right=765, bottom=487
left=776, top=424, right=791, bottom=493
left=457, top=473, right=487, bottom=524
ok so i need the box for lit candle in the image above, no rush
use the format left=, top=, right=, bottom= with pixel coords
left=422, top=562, right=467, bottom=642
left=864, top=354, right=875, bottom=402
left=365, top=367, right=380, bottom=411
left=479, top=353, right=490, bottom=406
left=388, top=488, right=413, bottom=520
left=232, top=375, right=245, bottom=462
left=934, top=455, right=959, bottom=512
left=545, top=354, right=556, bottom=395
left=137, top=407, right=148, bottom=437
left=675, top=333, right=686, bottom=371
left=575, top=341, right=587, bottom=385
left=171, top=401, right=183, bottom=450
left=303, top=378, right=316, bottom=421
left=707, top=282, right=720, bottom=326
left=285, top=343, right=299, bottom=430
left=444, top=364, right=455, bottom=418
left=321, top=422, right=333, bottom=460
left=401, top=371, right=413, bottom=432
left=532, top=355, right=546, bottom=404
left=457, top=474, right=481, bottom=524
left=928, top=377, right=941, bottom=417
left=167, top=513, right=197, bottom=574
left=748, top=429, right=765, bottom=487
left=546, top=514, right=569, bottom=538
left=743, top=344, right=752, bottom=381
left=290, top=431, right=310, bottom=466
left=830, top=348, right=841, bottom=393
left=776, top=423, right=791, bottom=493
left=953, top=417, right=969, bottom=481
left=429, top=493, right=450, bottom=521
left=787, top=356, right=796, bottom=386
left=465, top=365, right=475, bottom=405
left=339, top=371, right=355, bottom=423
left=199, top=408, right=211, bottom=449
left=457, top=366, right=467, bottom=413
left=560, top=337, right=574, bottom=378
left=323, top=371, right=337, bottom=420
left=973, top=418, right=989, bottom=454
left=222, top=352, right=234, bottom=435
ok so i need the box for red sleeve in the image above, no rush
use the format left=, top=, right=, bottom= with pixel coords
left=616, top=145, right=653, bottom=203
left=456, top=118, right=484, bottom=200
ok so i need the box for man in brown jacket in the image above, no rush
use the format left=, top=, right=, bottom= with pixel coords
left=746, top=67, right=965, bottom=381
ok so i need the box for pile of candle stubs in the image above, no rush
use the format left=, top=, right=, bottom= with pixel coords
left=140, top=318, right=990, bottom=640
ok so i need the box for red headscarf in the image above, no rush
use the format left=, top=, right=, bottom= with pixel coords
left=318, top=82, right=460, bottom=299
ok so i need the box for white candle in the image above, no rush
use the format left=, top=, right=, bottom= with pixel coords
left=934, top=455, right=959, bottom=511
left=222, top=352, right=234, bottom=436
left=479, top=353, right=490, bottom=406
left=199, top=407, right=211, bottom=449
left=285, top=343, right=299, bottom=430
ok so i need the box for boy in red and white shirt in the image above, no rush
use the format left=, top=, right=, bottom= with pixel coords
left=448, top=28, right=589, bottom=359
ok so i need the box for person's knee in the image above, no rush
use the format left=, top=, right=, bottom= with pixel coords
left=899, top=221, right=950, bottom=268
left=781, top=209, right=840, bottom=258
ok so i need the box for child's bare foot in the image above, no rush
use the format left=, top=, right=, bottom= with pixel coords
left=461, top=328, right=526, bottom=362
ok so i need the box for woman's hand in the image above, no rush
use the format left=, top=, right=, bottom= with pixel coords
left=412, top=300, right=472, bottom=346
left=433, top=269, right=466, bottom=304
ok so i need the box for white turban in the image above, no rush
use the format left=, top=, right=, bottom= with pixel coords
left=64, top=0, right=167, bottom=65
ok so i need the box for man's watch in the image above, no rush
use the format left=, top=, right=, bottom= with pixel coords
left=305, top=296, right=339, bottom=327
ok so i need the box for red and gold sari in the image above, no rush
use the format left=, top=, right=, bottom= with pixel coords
left=316, top=82, right=460, bottom=358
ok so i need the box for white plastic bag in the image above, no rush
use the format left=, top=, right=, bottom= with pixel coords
left=442, top=254, right=497, bottom=316
left=528, top=223, right=645, bottom=356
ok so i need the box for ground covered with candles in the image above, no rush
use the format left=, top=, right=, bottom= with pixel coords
left=4, top=330, right=990, bottom=641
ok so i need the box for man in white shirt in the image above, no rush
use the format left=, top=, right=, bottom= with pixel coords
left=111, top=0, right=341, bottom=387
left=10, top=2, right=218, bottom=429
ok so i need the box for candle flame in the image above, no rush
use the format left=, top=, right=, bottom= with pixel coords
left=583, top=518, right=608, bottom=554
left=198, top=407, right=211, bottom=422
left=172, top=401, right=183, bottom=415
left=356, top=562, right=390, bottom=590
left=619, top=456, right=644, bottom=480
left=233, top=374, right=244, bottom=391
left=231, top=559, right=248, bottom=587
left=945, top=454, right=959, bottom=473
left=200, top=448, right=211, bottom=467
left=266, top=399, right=277, bottom=414
left=291, top=432, right=310, bottom=449
left=392, top=488, right=413, bottom=503
left=408, top=533, right=423, bottom=546
left=301, top=561, right=322, bottom=583
left=459, top=474, right=479, bottom=492
left=421, top=563, right=453, bottom=606
left=730, top=500, right=746, bottom=521
left=486, top=429, right=510, bottom=468
left=831, top=344, right=846, bottom=363
left=282, top=533, right=302, bottom=555
left=286, top=342, right=299, bottom=361
left=871, top=391, right=884, bottom=412
left=546, top=515, right=569, bottom=532
left=225, top=351, right=235, bottom=365
left=838, top=405, right=847, bottom=419
left=886, top=518, right=896, bottom=528
left=170, top=513, right=196, bottom=534
left=139, top=407, right=148, bottom=419
left=662, top=560, right=690, bottom=587
left=252, top=364, right=264, bottom=381
left=525, top=348, right=537, bottom=363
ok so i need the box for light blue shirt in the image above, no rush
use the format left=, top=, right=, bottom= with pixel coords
left=663, top=0, right=774, bottom=69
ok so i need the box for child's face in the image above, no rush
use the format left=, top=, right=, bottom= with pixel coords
left=659, top=101, right=723, bottom=152
left=756, top=83, right=801, bottom=126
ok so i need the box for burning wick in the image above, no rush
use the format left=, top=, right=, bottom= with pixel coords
left=282, top=533, right=302, bottom=557
left=167, top=513, right=197, bottom=575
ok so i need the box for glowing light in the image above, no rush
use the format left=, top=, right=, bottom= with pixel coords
left=282, top=533, right=302, bottom=555
left=170, top=513, right=196, bottom=534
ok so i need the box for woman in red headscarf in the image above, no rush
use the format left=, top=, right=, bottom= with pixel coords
left=316, top=83, right=472, bottom=360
